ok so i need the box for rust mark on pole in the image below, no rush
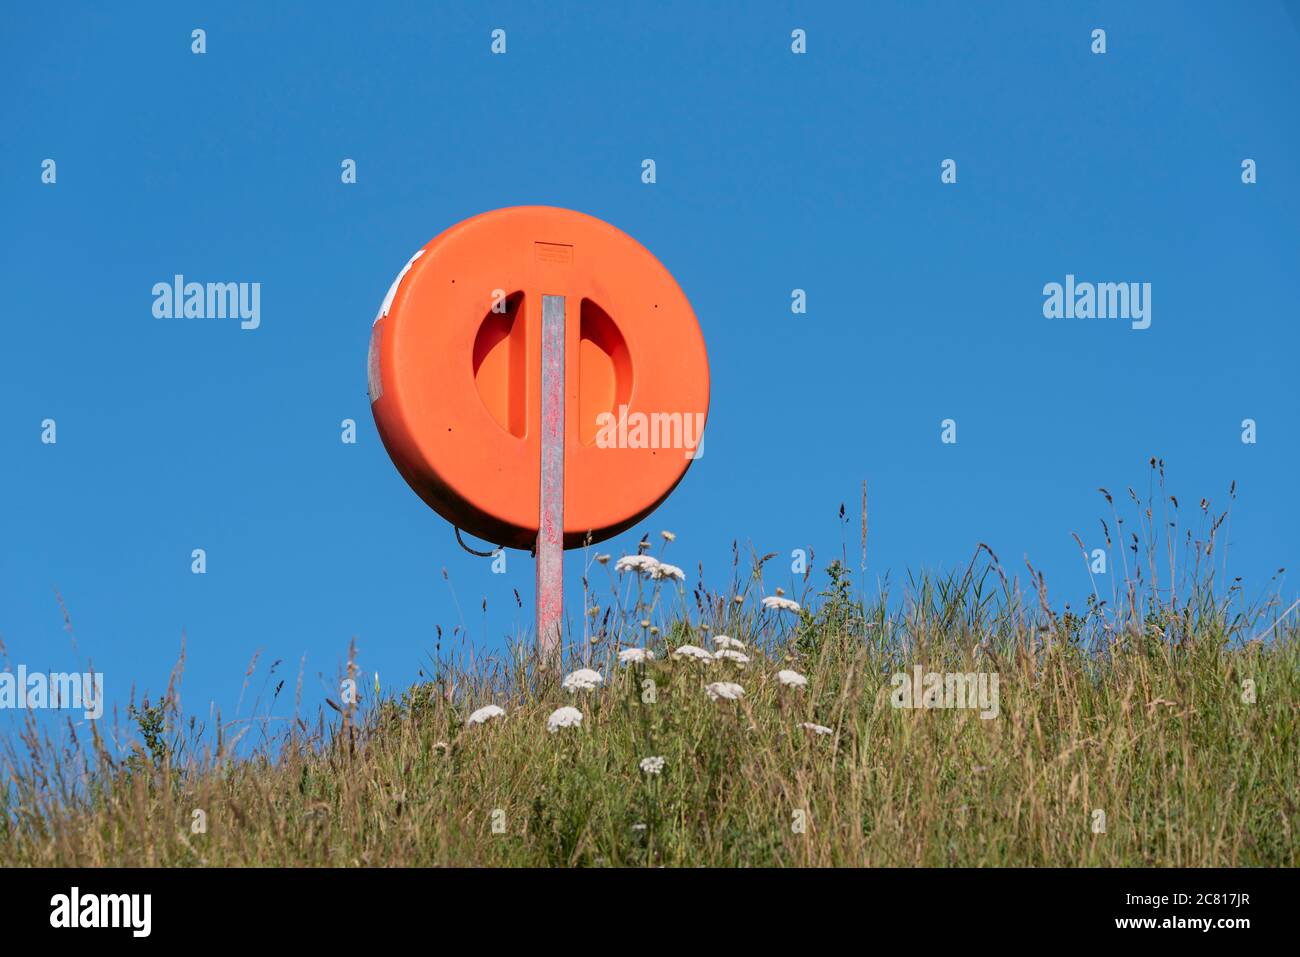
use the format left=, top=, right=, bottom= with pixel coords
left=537, top=294, right=565, bottom=662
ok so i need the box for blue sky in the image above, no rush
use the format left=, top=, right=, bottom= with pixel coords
left=2, top=1, right=1298, bottom=737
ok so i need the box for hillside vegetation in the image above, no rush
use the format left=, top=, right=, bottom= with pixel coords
left=3, top=476, right=1297, bottom=866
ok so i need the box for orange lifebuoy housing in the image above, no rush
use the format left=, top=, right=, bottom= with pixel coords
left=368, top=206, right=709, bottom=550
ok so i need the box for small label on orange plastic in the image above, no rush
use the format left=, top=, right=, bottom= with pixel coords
left=534, top=242, right=573, bottom=266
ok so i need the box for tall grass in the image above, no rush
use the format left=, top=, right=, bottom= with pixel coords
left=2, top=469, right=1296, bottom=866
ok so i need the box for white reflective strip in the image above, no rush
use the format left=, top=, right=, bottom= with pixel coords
left=373, top=248, right=426, bottom=324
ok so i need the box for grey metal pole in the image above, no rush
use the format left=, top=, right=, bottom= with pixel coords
left=537, top=294, right=565, bottom=662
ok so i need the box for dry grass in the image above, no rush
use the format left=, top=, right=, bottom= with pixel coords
left=2, top=472, right=1296, bottom=867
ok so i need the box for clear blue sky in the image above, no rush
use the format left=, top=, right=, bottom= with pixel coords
left=3, top=2, right=1297, bottom=734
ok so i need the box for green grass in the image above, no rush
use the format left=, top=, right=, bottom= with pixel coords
left=2, top=476, right=1297, bottom=866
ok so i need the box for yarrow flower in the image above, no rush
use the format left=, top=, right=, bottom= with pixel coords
left=639, top=756, right=666, bottom=775
left=561, top=668, right=603, bottom=693
left=618, top=647, right=655, bottom=666
left=777, top=669, right=808, bottom=688
left=546, top=706, right=583, bottom=732
left=705, top=681, right=745, bottom=701
left=713, top=649, right=750, bottom=666
left=800, top=721, right=833, bottom=736
left=660, top=530, right=676, bottom=542
left=671, top=644, right=714, bottom=662
left=649, top=562, right=685, bottom=582
left=467, top=704, right=505, bottom=725
left=615, top=555, right=661, bottom=575
left=711, top=635, right=745, bottom=650
left=762, top=595, right=802, bottom=613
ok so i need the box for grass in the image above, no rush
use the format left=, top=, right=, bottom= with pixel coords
left=2, top=468, right=1297, bottom=867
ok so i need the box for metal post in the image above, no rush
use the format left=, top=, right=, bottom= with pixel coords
left=537, top=294, right=565, bottom=662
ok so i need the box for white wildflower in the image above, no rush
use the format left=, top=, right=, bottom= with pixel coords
left=650, top=562, right=685, bottom=582
left=713, top=649, right=750, bottom=666
left=467, top=704, right=505, bottom=725
left=618, top=647, right=655, bottom=666
left=561, top=668, right=603, bottom=693
left=705, top=681, right=745, bottom=701
left=711, top=635, right=745, bottom=650
left=672, top=644, right=714, bottom=662
left=615, top=554, right=661, bottom=575
left=660, top=530, right=676, bottom=542
left=639, top=755, right=666, bottom=775
left=777, top=669, right=808, bottom=688
left=800, top=722, right=833, bottom=735
left=762, top=595, right=802, bottom=613
left=546, top=706, right=583, bottom=732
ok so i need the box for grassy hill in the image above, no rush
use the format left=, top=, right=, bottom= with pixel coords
left=4, top=483, right=1297, bottom=866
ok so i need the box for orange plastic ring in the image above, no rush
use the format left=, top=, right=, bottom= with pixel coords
left=368, top=206, right=709, bottom=549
